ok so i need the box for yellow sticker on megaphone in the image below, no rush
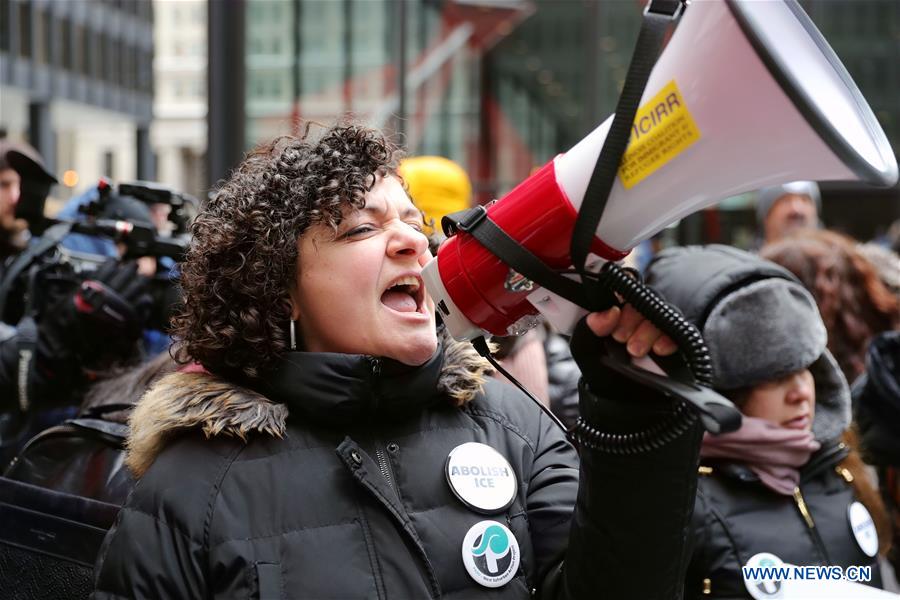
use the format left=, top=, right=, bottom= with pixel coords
left=619, top=80, right=701, bottom=189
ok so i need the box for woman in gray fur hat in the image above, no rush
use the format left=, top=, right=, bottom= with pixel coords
left=646, top=245, right=889, bottom=600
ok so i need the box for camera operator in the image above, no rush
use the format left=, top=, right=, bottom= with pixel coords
left=54, top=179, right=190, bottom=355
left=0, top=144, right=153, bottom=466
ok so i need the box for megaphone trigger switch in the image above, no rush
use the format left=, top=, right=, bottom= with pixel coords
left=438, top=300, right=450, bottom=317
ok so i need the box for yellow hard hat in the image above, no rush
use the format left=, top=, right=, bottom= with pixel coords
left=399, top=156, right=472, bottom=235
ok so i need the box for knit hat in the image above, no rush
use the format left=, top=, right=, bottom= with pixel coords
left=755, top=180, right=820, bottom=224
left=646, top=245, right=850, bottom=443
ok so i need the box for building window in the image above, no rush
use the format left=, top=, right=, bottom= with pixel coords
left=103, top=151, right=115, bottom=179
left=90, top=36, right=101, bottom=79
left=61, top=19, right=72, bottom=70
left=113, top=39, right=124, bottom=86
left=139, top=49, right=152, bottom=93
left=107, top=37, right=120, bottom=85
left=122, top=45, right=135, bottom=90
left=73, top=24, right=85, bottom=75
left=17, top=1, right=30, bottom=58
left=0, top=0, right=11, bottom=53
left=33, top=8, right=50, bottom=64
left=80, top=28, right=94, bottom=77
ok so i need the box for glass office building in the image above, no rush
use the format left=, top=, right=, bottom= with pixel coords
left=0, top=0, right=155, bottom=196
left=241, top=0, right=897, bottom=243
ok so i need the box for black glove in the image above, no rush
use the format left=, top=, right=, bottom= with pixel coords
left=40, top=260, right=152, bottom=367
left=569, top=316, right=681, bottom=433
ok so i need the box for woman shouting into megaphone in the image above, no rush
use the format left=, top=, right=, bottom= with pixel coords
left=93, top=123, right=702, bottom=600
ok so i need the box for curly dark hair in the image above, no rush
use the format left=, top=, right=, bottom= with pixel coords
left=762, top=229, right=900, bottom=382
left=170, top=123, right=403, bottom=380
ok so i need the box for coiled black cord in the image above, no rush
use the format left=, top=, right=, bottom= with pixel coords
left=572, top=399, right=695, bottom=456
left=596, top=262, right=713, bottom=387
left=572, top=261, right=711, bottom=455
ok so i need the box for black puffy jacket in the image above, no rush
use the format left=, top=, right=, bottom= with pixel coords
left=686, top=442, right=882, bottom=599
left=855, top=331, right=900, bottom=466
left=855, top=330, right=900, bottom=575
left=93, top=331, right=702, bottom=599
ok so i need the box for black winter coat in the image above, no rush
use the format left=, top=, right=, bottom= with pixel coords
left=93, top=333, right=702, bottom=599
left=856, top=331, right=900, bottom=466
left=685, top=441, right=882, bottom=599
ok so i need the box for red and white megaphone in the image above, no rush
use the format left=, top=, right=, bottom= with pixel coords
left=423, top=0, right=898, bottom=341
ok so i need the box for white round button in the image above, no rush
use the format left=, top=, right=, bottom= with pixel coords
left=848, top=501, right=879, bottom=558
left=445, top=443, right=517, bottom=513
left=743, top=552, right=786, bottom=600
left=461, top=520, right=520, bottom=588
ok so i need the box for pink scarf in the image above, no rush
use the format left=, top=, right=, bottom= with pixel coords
left=701, top=416, right=820, bottom=496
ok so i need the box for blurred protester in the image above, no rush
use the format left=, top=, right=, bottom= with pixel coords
left=544, top=326, right=581, bottom=428
left=0, top=259, right=151, bottom=466
left=756, top=180, right=821, bottom=245
left=855, top=332, right=900, bottom=574
left=93, top=123, right=702, bottom=599
left=762, top=229, right=900, bottom=382
left=857, top=240, right=900, bottom=299
left=0, top=140, right=32, bottom=255
left=490, top=327, right=550, bottom=405
left=647, top=245, right=888, bottom=599
left=0, top=143, right=151, bottom=467
left=889, top=220, right=900, bottom=254
left=4, top=352, right=177, bottom=504
left=53, top=180, right=190, bottom=356
left=399, top=155, right=471, bottom=237
left=400, top=155, right=552, bottom=405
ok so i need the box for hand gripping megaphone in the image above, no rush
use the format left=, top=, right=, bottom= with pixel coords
left=423, top=0, right=898, bottom=344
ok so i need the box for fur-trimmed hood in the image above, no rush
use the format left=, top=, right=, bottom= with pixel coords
left=126, top=330, right=491, bottom=477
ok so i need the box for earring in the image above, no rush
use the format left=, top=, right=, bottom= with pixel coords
left=289, top=319, right=297, bottom=351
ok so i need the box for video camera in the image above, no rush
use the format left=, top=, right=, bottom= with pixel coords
left=0, top=179, right=194, bottom=333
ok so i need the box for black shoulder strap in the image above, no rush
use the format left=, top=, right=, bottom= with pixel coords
left=441, top=207, right=588, bottom=309
left=570, top=0, right=684, bottom=304
left=15, top=316, right=38, bottom=413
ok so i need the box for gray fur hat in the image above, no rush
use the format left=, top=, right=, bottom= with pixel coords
left=755, top=180, right=821, bottom=224
left=646, top=245, right=850, bottom=443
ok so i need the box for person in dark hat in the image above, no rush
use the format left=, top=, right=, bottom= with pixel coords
left=756, top=180, right=821, bottom=245
left=0, top=140, right=57, bottom=256
left=854, top=332, right=900, bottom=576
left=646, top=245, right=888, bottom=599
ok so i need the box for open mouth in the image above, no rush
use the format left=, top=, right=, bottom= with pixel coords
left=380, top=274, right=426, bottom=315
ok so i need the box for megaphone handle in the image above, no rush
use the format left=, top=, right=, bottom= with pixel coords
left=582, top=263, right=742, bottom=433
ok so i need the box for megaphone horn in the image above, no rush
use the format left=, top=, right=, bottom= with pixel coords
left=424, top=0, right=898, bottom=341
